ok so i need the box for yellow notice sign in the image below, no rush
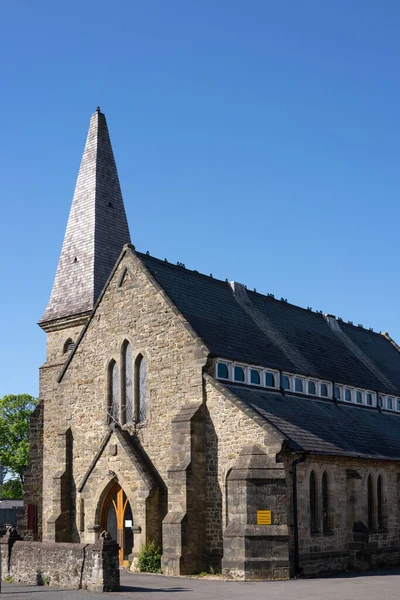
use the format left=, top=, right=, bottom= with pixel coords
left=257, top=510, right=272, bottom=525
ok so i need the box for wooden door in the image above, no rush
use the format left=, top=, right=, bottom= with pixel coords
left=101, top=483, right=133, bottom=565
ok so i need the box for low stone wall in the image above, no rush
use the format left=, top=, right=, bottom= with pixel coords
left=0, top=528, right=119, bottom=592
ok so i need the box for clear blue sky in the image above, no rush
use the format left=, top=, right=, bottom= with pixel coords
left=1, top=0, right=400, bottom=398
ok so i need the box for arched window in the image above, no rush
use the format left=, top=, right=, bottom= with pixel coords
left=367, top=475, right=374, bottom=530
left=377, top=475, right=384, bottom=530
left=356, top=391, right=363, bottom=404
left=397, top=399, right=400, bottom=412
left=281, top=375, right=290, bottom=391
left=322, top=471, right=330, bottom=534
left=250, top=369, right=260, bottom=385
left=308, top=381, right=316, bottom=395
left=320, top=383, right=328, bottom=397
left=295, top=378, right=303, bottom=393
left=108, top=361, right=119, bottom=424
left=217, top=363, right=229, bottom=380
left=265, top=372, right=275, bottom=387
left=122, top=342, right=133, bottom=424
left=387, top=397, right=393, bottom=410
left=309, top=470, right=318, bottom=533
left=135, top=355, right=147, bottom=422
left=366, top=393, right=373, bottom=406
left=345, top=389, right=352, bottom=402
left=234, top=366, right=245, bottom=382
left=334, top=386, right=341, bottom=400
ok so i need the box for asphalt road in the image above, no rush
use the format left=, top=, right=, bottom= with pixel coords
left=1, top=568, right=400, bottom=599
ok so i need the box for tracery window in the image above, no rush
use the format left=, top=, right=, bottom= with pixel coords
left=122, top=342, right=133, bottom=424
left=309, top=470, right=318, bottom=534
left=135, top=355, right=147, bottom=422
left=108, top=360, right=119, bottom=424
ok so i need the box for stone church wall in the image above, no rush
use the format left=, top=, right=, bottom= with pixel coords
left=36, top=250, right=209, bottom=544
left=204, top=376, right=285, bottom=571
left=287, top=454, right=400, bottom=576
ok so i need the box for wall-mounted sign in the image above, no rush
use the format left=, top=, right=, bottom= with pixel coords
left=125, top=520, right=133, bottom=528
left=257, top=510, right=272, bottom=525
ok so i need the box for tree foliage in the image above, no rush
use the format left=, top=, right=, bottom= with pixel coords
left=0, top=478, right=23, bottom=499
left=0, top=394, right=38, bottom=484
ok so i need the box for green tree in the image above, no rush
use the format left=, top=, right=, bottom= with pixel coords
left=0, top=479, right=23, bottom=499
left=0, top=394, right=38, bottom=485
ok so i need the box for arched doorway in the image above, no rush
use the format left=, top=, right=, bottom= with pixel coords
left=101, top=482, right=133, bottom=566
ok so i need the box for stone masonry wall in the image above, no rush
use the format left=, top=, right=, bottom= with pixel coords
left=204, top=376, right=284, bottom=570
left=7, top=539, right=119, bottom=592
left=38, top=249, right=208, bottom=546
left=284, top=453, right=400, bottom=576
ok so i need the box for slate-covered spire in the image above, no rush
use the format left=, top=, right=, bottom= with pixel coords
left=40, top=108, right=131, bottom=326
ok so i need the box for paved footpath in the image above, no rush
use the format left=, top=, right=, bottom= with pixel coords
left=1, top=568, right=400, bottom=599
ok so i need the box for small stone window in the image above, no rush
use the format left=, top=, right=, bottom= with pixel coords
left=63, top=338, right=75, bottom=354
left=265, top=372, right=275, bottom=387
left=295, top=378, right=304, bottom=393
left=377, top=475, right=384, bottom=530
left=356, top=391, right=363, bottom=404
left=367, top=474, right=374, bottom=530
left=234, top=366, right=245, bottom=383
left=345, top=389, right=352, bottom=402
left=217, top=363, right=230, bottom=380
left=250, top=369, right=261, bottom=385
left=320, top=383, right=328, bottom=397
left=309, top=470, right=318, bottom=534
left=322, top=471, right=330, bottom=534
left=281, top=375, right=290, bottom=391
left=308, top=381, right=316, bottom=395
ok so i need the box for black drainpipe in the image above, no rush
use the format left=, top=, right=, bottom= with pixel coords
left=291, top=453, right=307, bottom=578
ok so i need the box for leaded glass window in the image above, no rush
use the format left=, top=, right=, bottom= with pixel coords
left=109, top=361, right=119, bottom=424
left=124, top=342, right=133, bottom=424
left=137, top=355, right=147, bottom=422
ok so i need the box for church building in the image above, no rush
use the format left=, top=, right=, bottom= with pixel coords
left=23, top=108, right=400, bottom=579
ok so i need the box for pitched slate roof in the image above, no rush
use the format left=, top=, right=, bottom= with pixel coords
left=41, top=109, right=131, bottom=324
left=223, top=383, right=400, bottom=460
left=138, top=252, right=400, bottom=396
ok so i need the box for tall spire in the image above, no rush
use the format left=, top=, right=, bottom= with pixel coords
left=40, top=109, right=131, bottom=326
